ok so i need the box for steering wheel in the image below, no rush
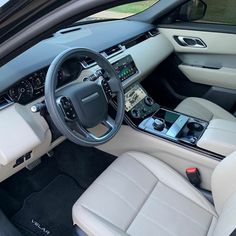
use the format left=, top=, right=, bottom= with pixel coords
left=44, top=48, right=125, bottom=146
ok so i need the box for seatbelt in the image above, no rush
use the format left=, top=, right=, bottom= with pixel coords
left=186, top=167, right=201, bottom=188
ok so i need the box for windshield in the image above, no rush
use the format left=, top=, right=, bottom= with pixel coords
left=0, top=0, right=8, bottom=6
left=80, top=0, right=159, bottom=22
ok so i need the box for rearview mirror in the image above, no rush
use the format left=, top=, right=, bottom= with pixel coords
left=179, top=0, right=207, bottom=22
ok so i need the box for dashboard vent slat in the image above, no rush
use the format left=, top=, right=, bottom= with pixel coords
left=0, top=94, right=13, bottom=110
left=102, top=45, right=123, bottom=57
left=122, top=33, right=148, bottom=49
left=81, top=57, right=96, bottom=68
left=148, top=28, right=159, bottom=37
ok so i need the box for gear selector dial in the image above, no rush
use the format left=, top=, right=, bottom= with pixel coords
left=153, top=118, right=165, bottom=131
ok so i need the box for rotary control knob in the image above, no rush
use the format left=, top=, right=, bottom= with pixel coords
left=144, top=96, right=154, bottom=106
left=131, top=108, right=141, bottom=119
left=153, top=118, right=165, bottom=131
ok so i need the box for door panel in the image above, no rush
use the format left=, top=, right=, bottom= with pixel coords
left=156, top=27, right=236, bottom=112
left=159, top=28, right=236, bottom=89
left=179, top=65, right=236, bottom=90
left=159, top=28, right=236, bottom=54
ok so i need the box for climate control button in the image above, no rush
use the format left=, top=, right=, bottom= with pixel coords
left=131, top=108, right=141, bottom=119
left=145, top=96, right=154, bottom=106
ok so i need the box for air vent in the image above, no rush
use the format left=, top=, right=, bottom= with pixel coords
left=148, top=28, right=159, bottom=37
left=80, top=57, right=96, bottom=68
left=60, top=27, right=81, bottom=34
left=0, top=94, right=13, bottom=110
left=102, top=45, right=124, bottom=57
left=122, top=33, right=148, bottom=49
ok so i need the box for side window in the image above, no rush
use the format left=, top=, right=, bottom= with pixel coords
left=200, top=0, right=236, bottom=25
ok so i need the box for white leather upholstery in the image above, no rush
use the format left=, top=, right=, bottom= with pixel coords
left=212, top=151, right=236, bottom=214
left=175, top=97, right=236, bottom=122
left=73, top=152, right=219, bottom=236
left=211, top=151, right=236, bottom=235
left=197, top=119, right=236, bottom=156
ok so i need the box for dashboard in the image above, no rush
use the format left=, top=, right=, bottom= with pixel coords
left=0, top=19, right=173, bottom=182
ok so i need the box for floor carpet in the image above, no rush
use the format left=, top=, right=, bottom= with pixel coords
left=12, top=175, right=84, bottom=236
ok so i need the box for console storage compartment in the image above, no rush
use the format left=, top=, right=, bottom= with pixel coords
left=197, top=119, right=236, bottom=156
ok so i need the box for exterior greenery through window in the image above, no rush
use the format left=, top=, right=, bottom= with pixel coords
left=83, top=0, right=159, bottom=21
left=199, top=0, right=236, bottom=25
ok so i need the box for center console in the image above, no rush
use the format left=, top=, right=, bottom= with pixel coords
left=123, top=83, right=209, bottom=150
left=139, top=109, right=207, bottom=145
left=108, top=56, right=222, bottom=157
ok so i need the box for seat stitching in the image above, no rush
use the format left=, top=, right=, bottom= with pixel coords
left=126, top=180, right=158, bottom=232
left=127, top=152, right=217, bottom=217
left=161, top=182, right=217, bottom=217
left=79, top=205, right=131, bottom=236
left=96, top=182, right=137, bottom=211
left=110, top=167, right=151, bottom=195
left=122, top=154, right=157, bottom=179
left=150, top=193, right=209, bottom=231
left=137, top=211, right=176, bottom=236
left=207, top=216, right=216, bottom=236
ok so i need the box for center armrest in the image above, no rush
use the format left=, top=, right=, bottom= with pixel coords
left=197, top=119, right=236, bottom=156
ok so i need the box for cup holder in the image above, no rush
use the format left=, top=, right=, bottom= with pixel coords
left=187, top=122, right=204, bottom=132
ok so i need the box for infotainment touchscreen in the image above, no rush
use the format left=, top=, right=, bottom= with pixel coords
left=125, top=84, right=146, bottom=112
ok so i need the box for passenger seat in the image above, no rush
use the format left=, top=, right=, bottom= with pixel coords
left=175, top=97, right=236, bottom=122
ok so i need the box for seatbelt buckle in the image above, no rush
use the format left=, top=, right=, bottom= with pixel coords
left=186, top=168, right=201, bottom=188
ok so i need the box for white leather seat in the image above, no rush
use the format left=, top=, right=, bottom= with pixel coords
left=175, top=97, right=236, bottom=122
left=72, top=151, right=236, bottom=236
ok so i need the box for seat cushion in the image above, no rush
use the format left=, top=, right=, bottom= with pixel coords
left=175, top=97, right=236, bottom=122
left=72, top=152, right=217, bottom=236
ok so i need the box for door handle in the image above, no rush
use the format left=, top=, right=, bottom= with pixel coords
left=174, top=36, right=207, bottom=48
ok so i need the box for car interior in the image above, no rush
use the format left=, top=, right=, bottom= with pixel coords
left=0, top=0, right=236, bottom=235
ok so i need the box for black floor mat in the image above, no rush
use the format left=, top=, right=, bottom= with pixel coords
left=12, top=175, right=84, bottom=236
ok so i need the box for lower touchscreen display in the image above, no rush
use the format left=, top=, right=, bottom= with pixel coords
left=125, top=84, right=146, bottom=112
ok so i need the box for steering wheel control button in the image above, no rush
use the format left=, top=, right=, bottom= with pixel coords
left=59, top=97, right=77, bottom=120
left=102, top=80, right=112, bottom=98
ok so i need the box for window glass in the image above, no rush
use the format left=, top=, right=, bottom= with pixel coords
left=199, top=0, right=236, bottom=25
left=80, top=0, right=159, bottom=22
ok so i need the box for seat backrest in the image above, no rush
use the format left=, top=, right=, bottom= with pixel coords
left=212, top=151, right=236, bottom=235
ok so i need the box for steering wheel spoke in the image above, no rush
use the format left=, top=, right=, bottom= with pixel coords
left=70, top=116, right=116, bottom=142
left=107, top=77, right=122, bottom=93
left=102, top=116, right=116, bottom=130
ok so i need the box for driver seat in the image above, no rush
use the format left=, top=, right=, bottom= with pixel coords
left=72, top=151, right=236, bottom=236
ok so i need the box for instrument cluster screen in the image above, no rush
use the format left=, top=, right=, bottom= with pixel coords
left=125, top=84, right=146, bottom=112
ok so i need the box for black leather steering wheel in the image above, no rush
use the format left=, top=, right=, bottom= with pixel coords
left=45, top=48, right=125, bottom=146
